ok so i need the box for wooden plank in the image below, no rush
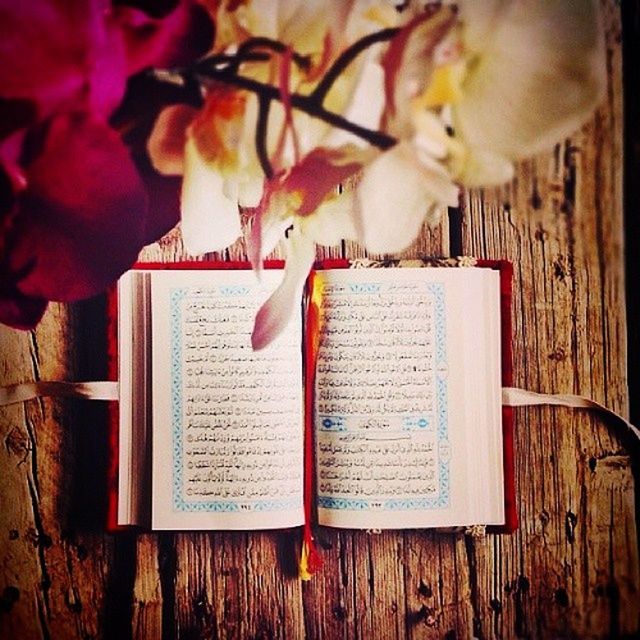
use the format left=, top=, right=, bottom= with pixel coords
left=0, top=305, right=115, bottom=640
left=461, top=3, right=638, bottom=638
left=0, top=1, right=637, bottom=638
left=131, top=534, right=163, bottom=640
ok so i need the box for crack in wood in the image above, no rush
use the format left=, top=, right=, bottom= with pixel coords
left=104, top=533, right=137, bottom=640
left=27, top=476, right=52, bottom=640
left=158, top=533, right=177, bottom=640
left=463, top=536, right=484, bottom=640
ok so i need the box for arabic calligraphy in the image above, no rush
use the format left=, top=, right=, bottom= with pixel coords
left=173, top=285, right=303, bottom=511
left=315, top=276, right=446, bottom=508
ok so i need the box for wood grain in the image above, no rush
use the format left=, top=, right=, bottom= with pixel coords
left=1, top=2, right=637, bottom=638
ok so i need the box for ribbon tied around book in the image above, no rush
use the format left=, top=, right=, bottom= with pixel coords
left=2, top=381, right=635, bottom=441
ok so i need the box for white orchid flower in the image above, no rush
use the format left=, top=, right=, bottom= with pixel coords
left=453, top=0, right=606, bottom=165
left=353, top=0, right=606, bottom=254
left=249, top=145, right=370, bottom=349
left=149, top=0, right=401, bottom=256
left=151, top=1, right=606, bottom=347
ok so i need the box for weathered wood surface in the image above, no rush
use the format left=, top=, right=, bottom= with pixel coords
left=1, top=2, right=638, bottom=638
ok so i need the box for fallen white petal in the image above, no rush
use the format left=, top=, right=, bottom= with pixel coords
left=251, top=228, right=316, bottom=350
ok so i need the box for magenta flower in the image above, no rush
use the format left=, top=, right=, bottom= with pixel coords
left=0, top=0, right=212, bottom=328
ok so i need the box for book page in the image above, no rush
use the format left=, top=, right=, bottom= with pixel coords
left=314, top=267, right=503, bottom=529
left=151, top=270, right=304, bottom=530
left=117, top=271, right=152, bottom=527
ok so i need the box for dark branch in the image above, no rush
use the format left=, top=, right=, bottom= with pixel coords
left=237, top=37, right=312, bottom=71
left=199, top=68, right=397, bottom=150
left=155, top=28, right=402, bottom=178
left=310, top=28, right=399, bottom=105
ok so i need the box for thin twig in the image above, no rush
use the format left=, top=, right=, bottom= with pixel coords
left=199, top=69, right=397, bottom=150
left=310, top=28, right=399, bottom=105
left=237, top=37, right=312, bottom=71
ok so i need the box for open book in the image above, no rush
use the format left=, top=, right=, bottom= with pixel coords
left=109, top=259, right=515, bottom=532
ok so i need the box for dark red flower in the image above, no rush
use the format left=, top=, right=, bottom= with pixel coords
left=0, top=0, right=213, bottom=329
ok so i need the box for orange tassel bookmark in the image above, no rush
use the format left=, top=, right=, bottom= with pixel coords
left=299, top=534, right=323, bottom=581
left=299, top=271, right=325, bottom=580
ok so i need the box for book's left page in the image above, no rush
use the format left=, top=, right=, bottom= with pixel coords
left=117, top=270, right=152, bottom=527
left=150, top=269, right=304, bottom=530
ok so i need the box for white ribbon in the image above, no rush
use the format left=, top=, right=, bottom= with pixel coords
left=0, top=382, right=637, bottom=447
left=0, top=381, right=119, bottom=406
left=502, top=386, right=640, bottom=444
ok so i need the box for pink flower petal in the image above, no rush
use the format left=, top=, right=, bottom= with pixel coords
left=251, top=228, right=315, bottom=351
left=113, top=0, right=214, bottom=76
left=0, top=0, right=212, bottom=123
left=247, top=176, right=291, bottom=274
left=140, top=170, right=181, bottom=245
left=0, top=282, right=48, bottom=330
left=6, top=113, right=148, bottom=301
left=282, top=147, right=364, bottom=216
left=0, top=0, right=127, bottom=119
left=381, top=8, right=457, bottom=136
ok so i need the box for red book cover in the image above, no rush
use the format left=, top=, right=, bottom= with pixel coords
left=107, top=257, right=516, bottom=534
left=477, top=259, right=517, bottom=533
left=106, top=260, right=284, bottom=531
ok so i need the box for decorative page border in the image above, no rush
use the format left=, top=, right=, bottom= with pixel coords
left=316, top=279, right=450, bottom=512
left=169, top=286, right=301, bottom=513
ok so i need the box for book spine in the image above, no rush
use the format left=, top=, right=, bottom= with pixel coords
left=105, top=283, right=121, bottom=532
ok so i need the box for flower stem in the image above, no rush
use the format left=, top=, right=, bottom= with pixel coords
left=199, top=68, right=397, bottom=150
left=159, top=28, right=400, bottom=177
left=310, top=28, right=398, bottom=105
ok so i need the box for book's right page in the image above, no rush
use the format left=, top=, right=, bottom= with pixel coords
left=314, top=266, right=504, bottom=529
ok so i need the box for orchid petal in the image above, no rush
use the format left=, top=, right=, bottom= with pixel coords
left=147, top=105, right=197, bottom=175
left=324, top=58, right=386, bottom=149
left=140, top=171, right=181, bottom=245
left=457, top=148, right=514, bottom=187
left=247, top=205, right=290, bottom=274
left=381, top=8, right=457, bottom=138
left=246, top=177, right=293, bottom=274
left=411, top=110, right=454, bottom=159
left=454, top=0, right=606, bottom=158
left=113, top=1, right=213, bottom=76
left=7, top=113, right=148, bottom=301
left=180, top=137, right=241, bottom=255
left=190, top=89, right=246, bottom=177
left=0, top=285, right=47, bottom=331
left=356, top=142, right=458, bottom=254
left=237, top=177, right=264, bottom=208
left=0, top=1, right=126, bottom=118
left=300, top=191, right=358, bottom=247
left=281, top=146, right=367, bottom=217
left=251, top=227, right=315, bottom=351
left=456, top=0, right=507, bottom=55
left=278, top=0, right=340, bottom=55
